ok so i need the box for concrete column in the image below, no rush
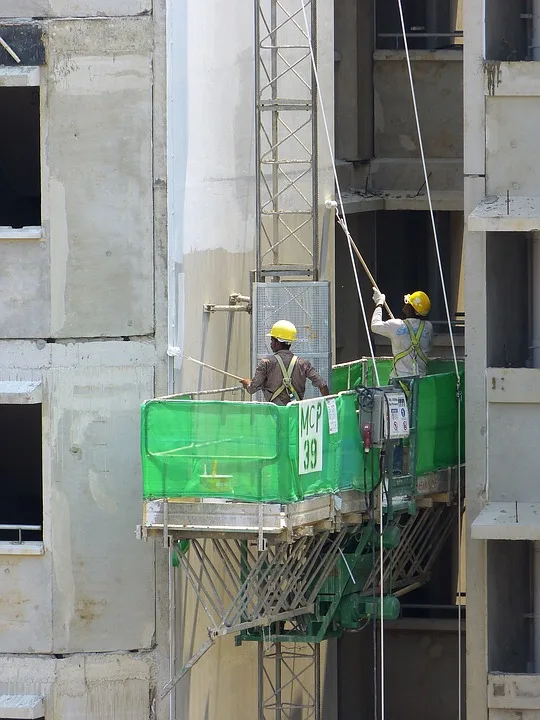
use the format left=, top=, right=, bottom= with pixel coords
left=533, top=0, right=540, bottom=60
left=532, top=231, right=540, bottom=671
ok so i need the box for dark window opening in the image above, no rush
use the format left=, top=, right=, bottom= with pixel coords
left=375, top=210, right=464, bottom=336
left=488, top=540, right=533, bottom=673
left=486, top=232, right=529, bottom=368
left=0, top=86, right=41, bottom=229
left=485, top=0, right=529, bottom=61
left=0, top=404, right=42, bottom=542
left=375, top=0, right=463, bottom=51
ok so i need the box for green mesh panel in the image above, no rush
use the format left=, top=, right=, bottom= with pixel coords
left=415, top=370, right=465, bottom=476
left=142, top=359, right=465, bottom=502
left=141, top=392, right=377, bottom=502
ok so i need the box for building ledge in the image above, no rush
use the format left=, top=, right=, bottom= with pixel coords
left=374, top=49, right=463, bottom=62
left=485, top=61, right=540, bottom=97
left=471, top=502, right=540, bottom=540
left=489, top=673, right=540, bottom=710
left=0, top=694, right=44, bottom=719
left=342, top=190, right=463, bottom=214
left=468, top=195, right=540, bottom=232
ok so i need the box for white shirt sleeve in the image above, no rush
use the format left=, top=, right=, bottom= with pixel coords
left=370, top=307, right=404, bottom=341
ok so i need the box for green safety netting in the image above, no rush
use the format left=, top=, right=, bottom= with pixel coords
left=141, top=358, right=464, bottom=503
left=142, top=391, right=377, bottom=502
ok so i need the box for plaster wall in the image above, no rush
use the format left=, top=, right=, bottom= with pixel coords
left=164, top=1, right=337, bottom=718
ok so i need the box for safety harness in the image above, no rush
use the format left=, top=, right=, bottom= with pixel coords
left=392, top=319, right=428, bottom=378
left=271, top=354, right=300, bottom=403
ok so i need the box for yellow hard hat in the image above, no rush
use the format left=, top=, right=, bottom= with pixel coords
left=267, top=320, right=297, bottom=343
left=404, top=290, right=431, bottom=317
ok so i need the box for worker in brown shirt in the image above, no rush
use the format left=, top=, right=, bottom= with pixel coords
left=241, top=320, right=330, bottom=405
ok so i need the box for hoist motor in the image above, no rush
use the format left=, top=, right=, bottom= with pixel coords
left=357, top=386, right=410, bottom=450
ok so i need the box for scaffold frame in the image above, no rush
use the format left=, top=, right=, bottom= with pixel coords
left=255, top=0, right=319, bottom=279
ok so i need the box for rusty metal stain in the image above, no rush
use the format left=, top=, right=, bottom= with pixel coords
left=485, top=60, right=502, bottom=96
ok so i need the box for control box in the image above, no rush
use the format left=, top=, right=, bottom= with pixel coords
left=358, top=387, right=410, bottom=450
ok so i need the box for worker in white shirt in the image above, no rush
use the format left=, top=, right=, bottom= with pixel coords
left=371, top=287, right=433, bottom=474
left=371, top=288, right=433, bottom=379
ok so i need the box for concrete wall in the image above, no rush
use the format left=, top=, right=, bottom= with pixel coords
left=339, top=619, right=465, bottom=720
left=0, top=4, right=164, bottom=719
left=371, top=50, right=463, bottom=193
left=486, top=96, right=540, bottom=197
left=374, top=52, right=463, bottom=160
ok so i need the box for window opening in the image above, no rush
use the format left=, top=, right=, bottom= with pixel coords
left=0, top=86, right=41, bottom=230
left=0, top=403, right=42, bottom=542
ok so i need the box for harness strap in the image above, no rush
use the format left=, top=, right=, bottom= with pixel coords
left=392, top=319, right=428, bottom=375
left=271, top=355, right=300, bottom=402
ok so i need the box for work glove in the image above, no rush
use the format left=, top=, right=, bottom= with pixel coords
left=372, top=287, right=385, bottom=306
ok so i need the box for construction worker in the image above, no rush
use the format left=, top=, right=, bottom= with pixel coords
left=241, top=320, right=330, bottom=405
left=371, top=288, right=433, bottom=474
left=371, top=288, right=433, bottom=379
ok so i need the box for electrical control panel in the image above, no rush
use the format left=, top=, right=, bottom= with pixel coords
left=358, top=387, right=410, bottom=449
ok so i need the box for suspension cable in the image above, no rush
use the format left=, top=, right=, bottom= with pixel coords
left=300, top=2, right=463, bottom=718
left=395, top=3, right=463, bottom=717
left=298, top=0, right=380, bottom=387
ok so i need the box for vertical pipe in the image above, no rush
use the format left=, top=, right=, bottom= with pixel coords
left=275, top=641, right=282, bottom=720
left=258, top=642, right=265, bottom=720
left=314, top=642, right=321, bottom=720
left=168, top=544, right=176, bottom=720
left=311, top=0, right=320, bottom=279
left=254, top=0, right=262, bottom=279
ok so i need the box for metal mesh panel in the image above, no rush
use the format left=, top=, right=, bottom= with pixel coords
left=252, top=282, right=331, bottom=398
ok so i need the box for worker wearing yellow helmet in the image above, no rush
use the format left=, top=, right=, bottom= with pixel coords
left=241, top=320, right=330, bottom=405
left=371, top=288, right=433, bottom=476
left=370, top=288, right=433, bottom=379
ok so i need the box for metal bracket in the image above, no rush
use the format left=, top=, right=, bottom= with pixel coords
left=204, top=292, right=251, bottom=314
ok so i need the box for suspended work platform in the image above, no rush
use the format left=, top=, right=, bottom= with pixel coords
left=140, top=356, right=464, bottom=540
left=138, top=356, right=464, bottom=698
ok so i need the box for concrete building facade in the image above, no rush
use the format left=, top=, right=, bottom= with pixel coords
left=465, top=2, right=540, bottom=720
left=0, top=0, right=470, bottom=718
left=0, top=2, right=166, bottom=718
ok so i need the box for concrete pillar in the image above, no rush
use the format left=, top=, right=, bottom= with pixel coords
left=533, top=0, right=540, bottom=60
left=532, top=232, right=540, bottom=671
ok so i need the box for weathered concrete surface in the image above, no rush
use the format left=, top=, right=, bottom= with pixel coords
left=486, top=96, right=540, bottom=197
left=0, top=555, right=53, bottom=653
left=0, top=652, right=153, bottom=719
left=48, top=363, right=155, bottom=653
left=0, top=239, right=50, bottom=338
left=0, top=342, right=155, bottom=656
left=374, top=50, right=463, bottom=160
left=44, top=18, right=154, bottom=338
left=0, top=0, right=151, bottom=16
